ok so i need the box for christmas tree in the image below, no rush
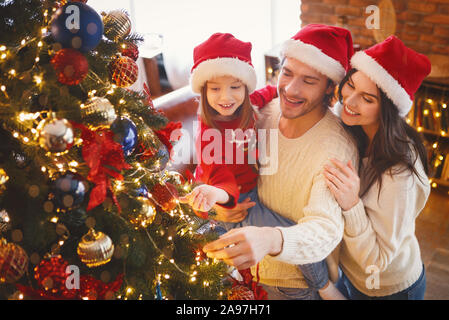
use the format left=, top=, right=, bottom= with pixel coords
left=0, top=0, right=230, bottom=300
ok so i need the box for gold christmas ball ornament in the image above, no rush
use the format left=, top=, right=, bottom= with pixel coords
left=0, top=239, right=29, bottom=283
left=81, top=96, right=117, bottom=128
left=129, top=197, right=157, bottom=228
left=77, top=228, right=114, bottom=268
left=102, top=10, right=132, bottom=41
left=37, top=118, right=74, bottom=153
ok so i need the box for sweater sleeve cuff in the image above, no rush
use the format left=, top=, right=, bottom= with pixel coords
left=342, top=199, right=368, bottom=237
left=272, top=226, right=299, bottom=263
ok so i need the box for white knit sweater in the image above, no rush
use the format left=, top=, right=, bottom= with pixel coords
left=339, top=155, right=430, bottom=296
left=254, top=99, right=358, bottom=288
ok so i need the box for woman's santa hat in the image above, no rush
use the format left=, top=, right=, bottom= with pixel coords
left=350, top=35, right=431, bottom=117
left=280, top=24, right=354, bottom=84
left=190, top=33, right=257, bottom=94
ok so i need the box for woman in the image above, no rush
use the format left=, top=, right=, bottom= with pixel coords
left=324, top=35, right=431, bottom=300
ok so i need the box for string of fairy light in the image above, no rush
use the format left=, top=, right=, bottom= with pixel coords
left=406, top=98, right=449, bottom=192
left=0, top=6, right=226, bottom=300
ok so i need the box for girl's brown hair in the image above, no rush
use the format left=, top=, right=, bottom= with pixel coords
left=338, top=68, right=429, bottom=197
left=199, top=82, right=254, bottom=130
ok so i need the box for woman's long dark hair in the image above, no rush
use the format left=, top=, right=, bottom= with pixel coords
left=338, top=68, right=429, bottom=197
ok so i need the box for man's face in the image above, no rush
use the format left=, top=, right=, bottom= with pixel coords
left=277, top=57, right=333, bottom=119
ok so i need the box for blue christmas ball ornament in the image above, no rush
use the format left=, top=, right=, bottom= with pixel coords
left=50, top=171, right=89, bottom=211
left=50, top=2, right=103, bottom=52
left=132, top=185, right=149, bottom=198
left=110, top=117, right=138, bottom=157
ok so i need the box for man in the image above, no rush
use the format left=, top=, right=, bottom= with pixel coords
left=203, top=24, right=359, bottom=299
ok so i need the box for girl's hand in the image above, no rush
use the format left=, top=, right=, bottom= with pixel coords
left=323, top=159, right=360, bottom=211
left=178, top=185, right=230, bottom=212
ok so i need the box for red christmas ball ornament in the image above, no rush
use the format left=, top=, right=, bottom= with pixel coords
left=51, top=48, right=89, bottom=86
left=33, top=255, right=77, bottom=299
left=150, top=182, right=178, bottom=212
left=120, top=42, right=139, bottom=61
left=0, top=240, right=29, bottom=283
left=228, top=285, right=255, bottom=300
left=108, top=56, right=138, bottom=87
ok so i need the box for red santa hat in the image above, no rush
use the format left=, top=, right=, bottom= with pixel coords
left=190, top=33, right=257, bottom=94
left=350, top=35, right=431, bottom=117
left=280, top=24, right=354, bottom=84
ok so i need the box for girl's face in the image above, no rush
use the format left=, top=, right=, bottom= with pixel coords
left=206, top=75, right=245, bottom=117
left=340, top=71, right=381, bottom=131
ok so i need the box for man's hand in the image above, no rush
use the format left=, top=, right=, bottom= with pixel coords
left=178, top=184, right=229, bottom=212
left=213, top=197, right=256, bottom=223
left=203, top=226, right=283, bottom=270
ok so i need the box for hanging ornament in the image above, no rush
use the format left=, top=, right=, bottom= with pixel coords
left=129, top=196, right=157, bottom=228
left=102, top=10, right=132, bottom=41
left=32, top=254, right=77, bottom=298
left=120, top=42, right=139, bottom=61
left=0, top=239, right=29, bottom=283
left=228, top=284, right=255, bottom=300
left=0, top=210, right=11, bottom=233
left=51, top=48, right=89, bottom=86
left=110, top=116, right=138, bottom=157
left=81, top=96, right=117, bottom=128
left=50, top=2, right=103, bottom=52
left=37, top=117, right=75, bottom=153
left=228, top=267, right=267, bottom=300
left=77, top=228, right=114, bottom=268
left=108, top=56, right=138, bottom=88
left=49, top=171, right=88, bottom=211
left=150, top=182, right=178, bottom=212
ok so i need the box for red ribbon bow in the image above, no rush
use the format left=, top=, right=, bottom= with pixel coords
left=154, top=121, right=182, bottom=159
left=70, top=121, right=132, bottom=212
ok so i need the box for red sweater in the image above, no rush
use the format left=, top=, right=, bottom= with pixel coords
left=194, top=85, right=277, bottom=208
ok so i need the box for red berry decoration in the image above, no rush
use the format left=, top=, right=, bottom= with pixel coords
left=33, top=255, right=77, bottom=299
left=108, top=56, right=138, bottom=87
left=120, top=42, right=139, bottom=61
left=51, top=48, right=89, bottom=86
left=0, top=240, right=28, bottom=283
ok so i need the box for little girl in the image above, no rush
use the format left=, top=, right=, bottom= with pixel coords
left=180, top=33, right=342, bottom=300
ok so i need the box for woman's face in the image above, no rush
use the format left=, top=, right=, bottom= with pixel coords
left=340, top=71, right=381, bottom=131
left=206, top=75, right=245, bottom=117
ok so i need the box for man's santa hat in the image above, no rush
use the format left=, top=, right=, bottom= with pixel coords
left=280, top=24, right=354, bottom=84
left=190, top=33, right=257, bottom=94
left=350, top=35, right=431, bottom=117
